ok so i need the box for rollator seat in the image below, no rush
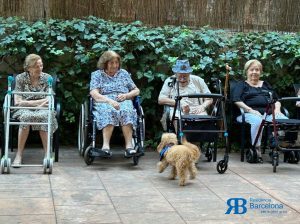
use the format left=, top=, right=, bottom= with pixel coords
left=275, top=119, right=300, bottom=125
left=181, top=114, right=217, bottom=121
left=271, top=119, right=300, bottom=131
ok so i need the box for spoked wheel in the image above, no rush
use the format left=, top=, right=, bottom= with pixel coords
left=246, top=148, right=257, bottom=163
left=287, top=151, right=300, bottom=164
left=84, top=146, right=95, bottom=165
left=205, top=143, right=213, bottom=162
left=217, top=160, right=228, bottom=174
left=133, top=156, right=139, bottom=166
left=77, top=102, right=88, bottom=157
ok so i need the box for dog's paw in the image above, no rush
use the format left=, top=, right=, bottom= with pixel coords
left=179, top=180, right=186, bottom=186
left=168, top=175, right=176, bottom=180
left=190, top=174, right=196, bottom=180
left=157, top=162, right=165, bottom=173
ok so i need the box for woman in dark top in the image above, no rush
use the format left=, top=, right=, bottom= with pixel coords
left=232, top=59, right=288, bottom=162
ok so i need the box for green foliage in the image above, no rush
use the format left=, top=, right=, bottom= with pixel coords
left=0, top=16, right=299, bottom=147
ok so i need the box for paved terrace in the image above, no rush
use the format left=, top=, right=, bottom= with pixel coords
left=0, top=147, right=300, bottom=224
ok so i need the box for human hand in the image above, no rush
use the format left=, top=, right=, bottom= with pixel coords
left=116, top=93, right=128, bottom=102
left=274, top=108, right=283, bottom=116
left=182, top=105, right=190, bottom=114
left=108, top=99, right=120, bottom=110
left=39, top=98, right=48, bottom=107
left=249, top=109, right=262, bottom=117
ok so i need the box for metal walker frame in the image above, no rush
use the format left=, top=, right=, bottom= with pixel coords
left=1, top=76, right=55, bottom=174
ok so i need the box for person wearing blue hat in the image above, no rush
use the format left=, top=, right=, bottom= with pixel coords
left=158, top=59, right=212, bottom=130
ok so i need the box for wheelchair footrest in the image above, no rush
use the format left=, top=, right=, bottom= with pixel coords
left=124, top=151, right=144, bottom=158
left=90, top=148, right=112, bottom=158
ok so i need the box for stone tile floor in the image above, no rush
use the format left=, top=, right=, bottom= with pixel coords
left=0, top=147, right=300, bottom=224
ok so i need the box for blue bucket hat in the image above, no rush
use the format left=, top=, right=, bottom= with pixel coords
left=172, top=59, right=193, bottom=73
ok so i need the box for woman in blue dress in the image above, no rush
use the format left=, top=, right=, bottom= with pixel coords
left=89, top=50, right=140, bottom=156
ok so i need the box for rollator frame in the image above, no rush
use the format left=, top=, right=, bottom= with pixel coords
left=169, top=78, right=230, bottom=174
left=1, top=76, right=55, bottom=174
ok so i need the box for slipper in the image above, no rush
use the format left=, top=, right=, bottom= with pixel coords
left=125, top=148, right=136, bottom=156
left=12, top=157, right=22, bottom=168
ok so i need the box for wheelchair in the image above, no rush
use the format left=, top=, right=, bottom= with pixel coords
left=78, top=96, right=145, bottom=166
left=164, top=78, right=229, bottom=174
left=1, top=75, right=59, bottom=174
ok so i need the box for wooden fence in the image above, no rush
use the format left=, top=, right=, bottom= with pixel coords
left=0, top=0, right=299, bottom=32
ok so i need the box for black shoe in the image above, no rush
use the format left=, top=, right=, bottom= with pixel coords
left=257, top=157, right=264, bottom=163
left=125, top=148, right=137, bottom=157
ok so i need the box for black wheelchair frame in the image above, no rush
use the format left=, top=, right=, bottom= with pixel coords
left=77, top=96, right=145, bottom=166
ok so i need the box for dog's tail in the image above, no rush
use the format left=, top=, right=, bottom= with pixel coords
left=182, top=138, right=201, bottom=161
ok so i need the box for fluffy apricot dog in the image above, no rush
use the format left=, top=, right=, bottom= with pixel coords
left=156, top=133, right=201, bottom=186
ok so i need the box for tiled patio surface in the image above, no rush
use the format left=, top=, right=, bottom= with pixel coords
left=0, top=147, right=300, bottom=224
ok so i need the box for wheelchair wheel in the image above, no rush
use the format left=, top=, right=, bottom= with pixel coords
left=217, top=160, right=227, bottom=174
left=133, top=155, right=139, bottom=166
left=78, top=102, right=88, bottom=156
left=287, top=151, right=300, bottom=164
left=205, top=143, right=213, bottom=162
left=84, top=145, right=95, bottom=165
left=139, top=107, right=145, bottom=142
left=246, top=148, right=257, bottom=163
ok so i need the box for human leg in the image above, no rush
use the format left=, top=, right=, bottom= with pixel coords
left=39, top=130, right=48, bottom=154
left=121, top=124, right=136, bottom=155
left=237, top=113, right=263, bottom=147
left=102, top=125, right=114, bottom=150
left=12, top=127, right=30, bottom=166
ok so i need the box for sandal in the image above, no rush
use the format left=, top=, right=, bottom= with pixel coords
left=125, top=148, right=136, bottom=156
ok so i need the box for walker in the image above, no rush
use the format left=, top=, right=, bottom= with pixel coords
left=1, top=76, right=54, bottom=174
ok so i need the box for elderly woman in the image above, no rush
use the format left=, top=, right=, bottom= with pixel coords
left=158, top=59, right=212, bottom=125
left=232, top=59, right=288, bottom=162
left=89, top=50, right=140, bottom=156
left=12, top=54, right=58, bottom=167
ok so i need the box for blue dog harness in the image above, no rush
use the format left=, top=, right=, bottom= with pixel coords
left=159, top=144, right=174, bottom=161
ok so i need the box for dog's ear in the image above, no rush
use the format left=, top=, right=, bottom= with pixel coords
left=157, top=136, right=167, bottom=152
left=157, top=141, right=164, bottom=152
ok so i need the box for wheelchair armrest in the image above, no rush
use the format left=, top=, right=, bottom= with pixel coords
left=133, top=96, right=141, bottom=108
left=239, top=108, right=246, bottom=123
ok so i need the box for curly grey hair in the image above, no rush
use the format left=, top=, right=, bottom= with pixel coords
left=97, top=50, right=121, bottom=70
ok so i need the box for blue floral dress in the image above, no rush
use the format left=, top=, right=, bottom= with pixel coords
left=89, top=69, right=137, bottom=130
